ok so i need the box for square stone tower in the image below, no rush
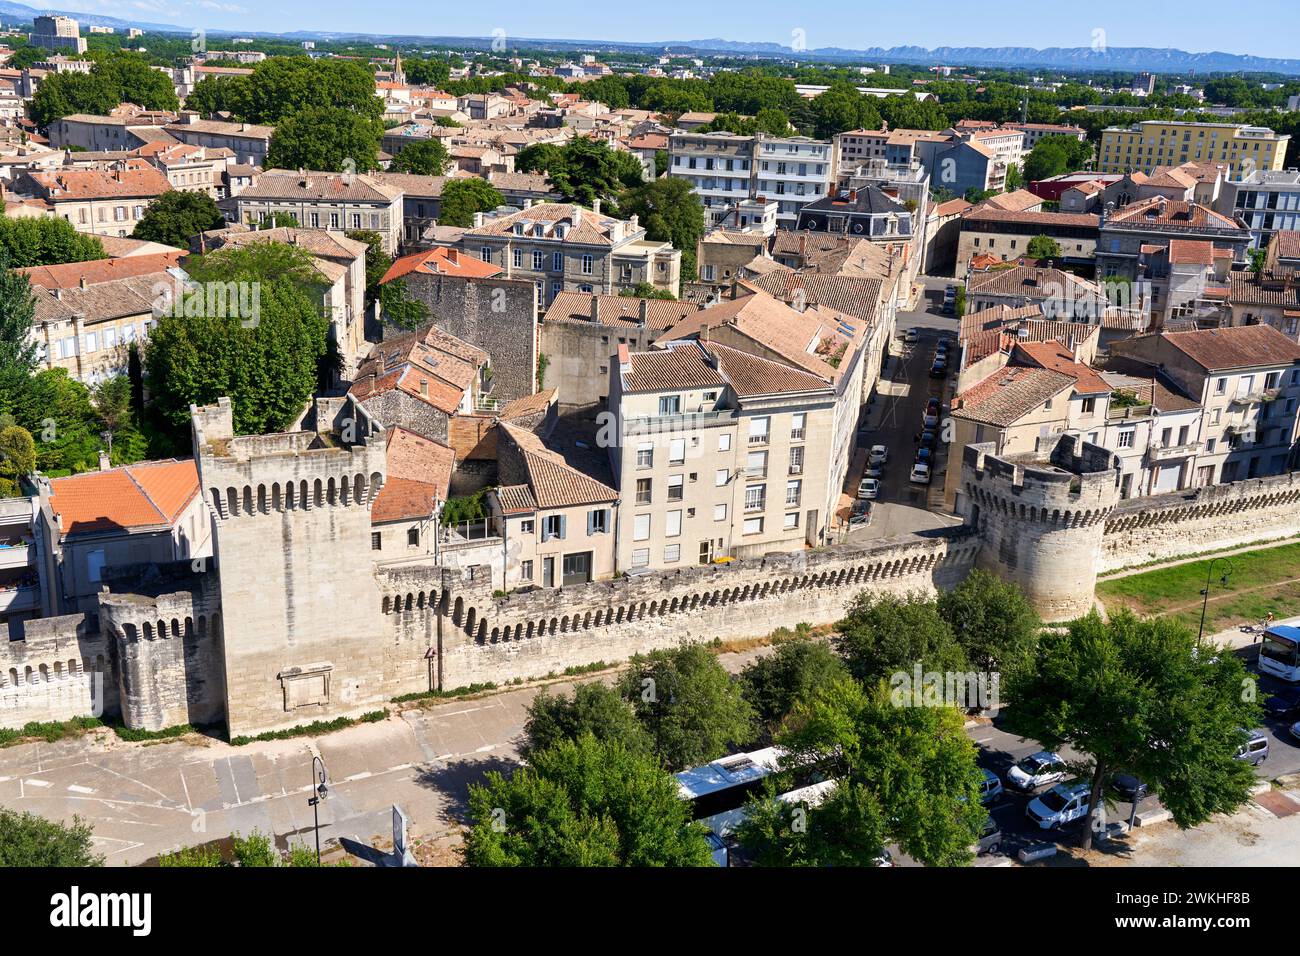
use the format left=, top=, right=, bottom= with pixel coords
left=192, top=397, right=390, bottom=737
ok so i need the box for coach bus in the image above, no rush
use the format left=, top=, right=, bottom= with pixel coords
left=1259, top=623, right=1300, bottom=683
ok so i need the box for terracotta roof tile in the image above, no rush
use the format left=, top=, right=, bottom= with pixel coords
left=49, top=460, right=198, bottom=536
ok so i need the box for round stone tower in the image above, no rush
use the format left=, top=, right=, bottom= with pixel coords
left=960, top=436, right=1121, bottom=622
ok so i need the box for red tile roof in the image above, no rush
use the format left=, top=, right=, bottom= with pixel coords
left=380, top=246, right=502, bottom=284
left=49, top=460, right=199, bottom=536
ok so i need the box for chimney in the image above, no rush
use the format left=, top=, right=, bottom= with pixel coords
left=523, top=198, right=532, bottom=209
left=629, top=213, right=638, bottom=231
left=98, top=450, right=110, bottom=471
left=79, top=275, right=87, bottom=289
left=617, top=342, right=631, bottom=374
left=590, top=294, right=600, bottom=321
left=592, top=197, right=601, bottom=216
left=473, top=211, right=484, bottom=228
left=638, top=297, right=648, bottom=324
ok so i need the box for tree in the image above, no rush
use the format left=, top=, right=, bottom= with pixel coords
left=522, top=682, right=653, bottom=760
left=464, top=734, right=713, bottom=866
left=183, top=74, right=250, bottom=117
left=616, top=643, right=756, bottom=771
left=1005, top=164, right=1024, bottom=191
left=91, top=375, right=146, bottom=465
left=391, top=138, right=451, bottom=176
left=809, top=84, right=881, bottom=138
left=736, top=777, right=887, bottom=867
left=132, top=190, right=224, bottom=248
left=0, top=367, right=107, bottom=474
left=266, top=105, right=381, bottom=173
left=619, top=175, right=705, bottom=280
left=745, top=677, right=985, bottom=866
left=144, top=241, right=330, bottom=440
left=618, top=282, right=675, bottom=300
left=937, top=569, right=1040, bottom=674
left=0, top=808, right=102, bottom=866
left=0, top=256, right=38, bottom=373
left=1004, top=610, right=1263, bottom=852
left=1026, top=235, right=1063, bottom=261
left=233, top=57, right=382, bottom=127
left=1022, top=134, right=1094, bottom=182
left=437, top=178, right=504, bottom=228
left=29, top=53, right=178, bottom=129
left=517, top=138, right=644, bottom=213
left=0, top=217, right=106, bottom=267
left=0, top=424, right=35, bottom=496
left=739, top=636, right=849, bottom=731
left=378, top=279, right=431, bottom=332
left=834, top=591, right=968, bottom=687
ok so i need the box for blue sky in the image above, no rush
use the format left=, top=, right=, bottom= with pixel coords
left=38, top=1, right=1300, bottom=60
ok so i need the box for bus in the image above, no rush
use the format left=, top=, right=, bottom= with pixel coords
left=1259, top=624, right=1300, bottom=683
left=675, top=747, right=783, bottom=835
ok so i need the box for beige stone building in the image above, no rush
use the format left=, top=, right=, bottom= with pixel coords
left=10, top=162, right=171, bottom=237
left=234, top=169, right=404, bottom=254
left=458, top=201, right=681, bottom=305
left=164, top=114, right=274, bottom=167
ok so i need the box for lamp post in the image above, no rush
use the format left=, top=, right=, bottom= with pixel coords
left=307, top=754, right=328, bottom=865
left=1197, top=557, right=1234, bottom=645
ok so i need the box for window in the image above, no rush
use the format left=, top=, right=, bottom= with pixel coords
left=1117, top=429, right=1135, bottom=449
left=520, top=560, right=534, bottom=581
left=745, top=484, right=766, bottom=511
left=659, top=395, right=681, bottom=415
left=664, top=543, right=681, bottom=563
left=532, top=250, right=544, bottom=270
left=633, top=514, right=651, bottom=541
left=521, top=519, right=535, bottom=534
left=667, top=475, right=684, bottom=501
left=407, top=527, right=419, bottom=547
left=783, top=512, right=799, bottom=530
left=718, top=433, right=732, bottom=452
left=636, top=443, right=653, bottom=468
left=790, top=413, right=806, bottom=440
left=715, top=468, right=729, bottom=487
left=552, top=251, right=563, bottom=272
left=480, top=246, right=493, bottom=262
left=1081, top=397, right=1096, bottom=414
left=1206, top=437, right=1217, bottom=452
left=351, top=213, right=361, bottom=229
left=665, top=510, right=682, bottom=537
left=747, top=450, right=767, bottom=477
left=789, top=446, right=804, bottom=475
left=371, top=532, right=382, bottom=550
left=743, top=516, right=764, bottom=535
left=542, top=514, right=565, bottom=541
left=669, top=438, right=685, bottom=464
left=1215, top=377, right=1227, bottom=395
left=582, top=254, right=593, bottom=275
left=749, top=416, right=770, bottom=444
left=631, top=548, right=650, bottom=567
left=785, top=479, right=801, bottom=507
left=588, top=509, right=609, bottom=534
left=714, top=503, right=727, bottom=521
left=513, top=248, right=523, bottom=268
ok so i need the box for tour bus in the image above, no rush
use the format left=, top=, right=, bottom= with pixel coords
left=675, top=747, right=784, bottom=834
left=1259, top=623, right=1300, bottom=683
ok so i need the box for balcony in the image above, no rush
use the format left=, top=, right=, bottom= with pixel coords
left=1150, top=441, right=1202, bottom=462
left=1230, top=388, right=1279, bottom=406
left=0, top=584, right=37, bottom=614
left=744, top=498, right=766, bottom=513
left=0, top=541, right=30, bottom=571
left=790, top=428, right=806, bottom=441
left=748, top=434, right=769, bottom=446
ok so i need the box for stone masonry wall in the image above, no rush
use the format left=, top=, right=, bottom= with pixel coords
left=0, top=613, right=116, bottom=729
left=1100, top=470, right=1300, bottom=572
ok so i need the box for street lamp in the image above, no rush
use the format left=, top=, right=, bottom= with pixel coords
left=307, top=754, right=329, bottom=865
left=1197, top=557, right=1234, bottom=645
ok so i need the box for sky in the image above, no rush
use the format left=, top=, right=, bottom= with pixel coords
left=29, top=0, right=1300, bottom=61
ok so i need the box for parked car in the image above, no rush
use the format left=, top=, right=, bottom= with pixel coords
left=1111, top=773, right=1149, bottom=801
left=1291, top=720, right=1300, bottom=744
left=903, top=328, right=920, bottom=344
left=926, top=397, right=941, bottom=414
left=849, top=499, right=873, bottom=527
left=929, top=360, right=948, bottom=379
left=923, top=411, right=939, bottom=430
left=935, top=341, right=950, bottom=359
left=920, top=429, right=937, bottom=449
left=915, top=447, right=933, bottom=467
left=1006, top=751, right=1067, bottom=791
left=869, top=444, right=889, bottom=466
left=1263, top=686, right=1300, bottom=720
left=1026, top=782, right=1092, bottom=830
left=857, top=478, right=879, bottom=500
left=975, top=814, right=1003, bottom=855
left=979, top=768, right=1003, bottom=805
left=942, top=285, right=957, bottom=314
left=1235, top=729, right=1269, bottom=765
left=909, top=463, right=931, bottom=485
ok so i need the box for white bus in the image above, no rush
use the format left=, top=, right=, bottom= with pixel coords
left=1259, top=623, right=1300, bottom=683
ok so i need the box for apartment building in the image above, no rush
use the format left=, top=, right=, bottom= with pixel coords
left=21, top=252, right=185, bottom=385
left=48, top=114, right=176, bottom=153
left=1096, top=196, right=1252, bottom=281
left=1227, top=270, right=1300, bottom=341
left=456, top=201, right=680, bottom=305
left=133, top=142, right=229, bottom=197
left=30, top=15, right=86, bottom=54
left=1098, top=121, right=1289, bottom=178
left=10, top=163, right=171, bottom=237
left=1219, top=168, right=1300, bottom=250
left=234, top=169, right=404, bottom=253
left=966, top=265, right=1109, bottom=321
left=668, top=130, right=837, bottom=229
left=608, top=289, right=868, bottom=570
left=1110, top=325, right=1300, bottom=483
left=164, top=114, right=274, bottom=167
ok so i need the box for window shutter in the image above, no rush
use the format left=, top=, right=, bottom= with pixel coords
left=603, top=509, right=611, bottom=534
left=559, top=515, right=567, bottom=539
left=587, top=511, right=595, bottom=536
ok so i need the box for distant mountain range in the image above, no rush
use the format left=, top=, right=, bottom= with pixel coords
left=0, top=2, right=1296, bottom=78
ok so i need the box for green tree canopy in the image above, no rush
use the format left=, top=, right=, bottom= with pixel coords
left=132, top=190, right=225, bottom=248
left=1022, top=134, right=1094, bottom=182
left=522, top=682, right=653, bottom=760
left=1004, top=610, right=1263, bottom=851
left=464, top=734, right=713, bottom=866
left=619, top=175, right=704, bottom=279
left=937, top=569, right=1040, bottom=673
left=0, top=423, right=35, bottom=495
left=517, top=137, right=645, bottom=213
left=437, top=178, right=504, bottom=228
left=1026, top=235, right=1063, bottom=260
left=616, top=643, right=756, bottom=771
left=0, top=255, right=38, bottom=373
left=0, top=217, right=106, bottom=267
left=834, top=591, right=968, bottom=687
left=0, top=367, right=109, bottom=474
left=390, top=138, right=451, bottom=176
left=738, top=636, right=849, bottom=731
left=266, top=105, right=381, bottom=173
left=29, top=52, right=179, bottom=128
left=810, top=84, right=883, bottom=138
left=0, top=807, right=102, bottom=866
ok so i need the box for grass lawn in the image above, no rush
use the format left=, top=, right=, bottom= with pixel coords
left=1096, top=541, right=1300, bottom=634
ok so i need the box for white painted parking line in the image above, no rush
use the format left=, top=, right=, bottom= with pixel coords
left=23, top=778, right=51, bottom=787
left=67, top=784, right=95, bottom=794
